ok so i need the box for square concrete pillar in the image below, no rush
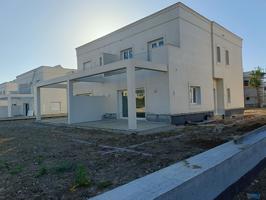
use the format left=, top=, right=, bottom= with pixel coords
left=7, top=96, right=12, bottom=118
left=67, top=80, right=74, bottom=124
left=126, top=66, right=137, bottom=130
left=34, top=86, right=41, bottom=120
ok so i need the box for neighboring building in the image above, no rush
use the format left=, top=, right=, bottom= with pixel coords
left=0, top=65, right=74, bottom=118
left=243, top=71, right=266, bottom=107
left=35, top=2, right=244, bottom=129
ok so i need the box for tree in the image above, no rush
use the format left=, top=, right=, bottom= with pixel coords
left=249, top=67, right=264, bottom=107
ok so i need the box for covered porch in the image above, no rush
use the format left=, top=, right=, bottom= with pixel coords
left=35, top=59, right=168, bottom=130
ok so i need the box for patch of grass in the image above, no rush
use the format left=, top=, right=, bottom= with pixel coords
left=75, top=164, right=91, bottom=187
left=36, top=166, right=48, bottom=178
left=9, top=165, right=23, bottom=175
left=70, top=164, right=92, bottom=192
left=54, top=161, right=73, bottom=174
left=97, top=180, right=113, bottom=189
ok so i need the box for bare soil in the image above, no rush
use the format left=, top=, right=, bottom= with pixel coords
left=0, top=109, right=265, bottom=200
left=234, top=167, right=266, bottom=200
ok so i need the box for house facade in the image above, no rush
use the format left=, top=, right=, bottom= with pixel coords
left=243, top=71, right=266, bottom=107
left=0, top=65, right=74, bottom=118
left=35, top=2, right=244, bottom=129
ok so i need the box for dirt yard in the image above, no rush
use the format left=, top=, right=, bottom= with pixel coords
left=0, top=109, right=265, bottom=200
left=234, top=167, right=266, bottom=200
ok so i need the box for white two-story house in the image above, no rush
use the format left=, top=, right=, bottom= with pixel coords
left=0, top=65, right=74, bottom=118
left=35, top=2, right=244, bottom=130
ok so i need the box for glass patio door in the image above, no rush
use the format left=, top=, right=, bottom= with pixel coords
left=121, top=88, right=145, bottom=118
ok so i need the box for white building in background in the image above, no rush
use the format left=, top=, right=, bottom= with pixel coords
left=243, top=71, right=266, bottom=107
left=35, top=2, right=244, bottom=129
left=0, top=65, right=74, bottom=118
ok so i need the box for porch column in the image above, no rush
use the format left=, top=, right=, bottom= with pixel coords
left=7, top=96, right=12, bottom=118
left=34, top=86, right=41, bottom=120
left=126, top=66, right=137, bottom=130
left=67, top=80, right=74, bottom=124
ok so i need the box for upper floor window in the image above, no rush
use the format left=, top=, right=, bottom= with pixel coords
left=99, top=57, right=103, bottom=66
left=190, top=86, right=201, bottom=105
left=216, top=46, right=221, bottom=63
left=121, top=48, right=133, bottom=60
left=225, top=50, right=230, bottom=65
left=149, top=38, right=164, bottom=49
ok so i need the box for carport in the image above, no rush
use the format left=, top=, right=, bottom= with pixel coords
left=35, top=59, right=168, bottom=130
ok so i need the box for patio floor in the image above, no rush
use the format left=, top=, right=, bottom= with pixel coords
left=41, top=117, right=175, bottom=134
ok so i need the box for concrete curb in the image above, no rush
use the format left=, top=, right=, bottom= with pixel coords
left=89, top=126, right=266, bottom=200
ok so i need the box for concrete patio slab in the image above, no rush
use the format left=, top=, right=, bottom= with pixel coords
left=40, top=117, right=176, bottom=134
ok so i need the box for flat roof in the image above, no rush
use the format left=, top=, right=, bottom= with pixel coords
left=77, top=2, right=242, bottom=50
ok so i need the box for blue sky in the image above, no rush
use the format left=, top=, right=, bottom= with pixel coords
left=0, top=0, right=265, bottom=82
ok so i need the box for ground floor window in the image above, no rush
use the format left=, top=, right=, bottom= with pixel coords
left=227, top=88, right=231, bottom=103
left=190, top=86, right=201, bottom=104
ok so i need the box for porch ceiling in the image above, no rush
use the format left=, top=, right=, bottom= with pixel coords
left=36, top=59, right=168, bottom=87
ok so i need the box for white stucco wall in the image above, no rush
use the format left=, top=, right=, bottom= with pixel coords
left=0, top=82, right=18, bottom=95
left=212, top=23, right=244, bottom=111
left=40, top=88, right=67, bottom=115
left=76, top=6, right=180, bottom=71
left=69, top=96, right=107, bottom=123
left=168, top=6, right=214, bottom=115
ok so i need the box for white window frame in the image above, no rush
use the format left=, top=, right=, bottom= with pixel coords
left=190, top=86, right=201, bottom=105
left=149, top=38, right=164, bottom=49
left=120, top=48, right=133, bottom=60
